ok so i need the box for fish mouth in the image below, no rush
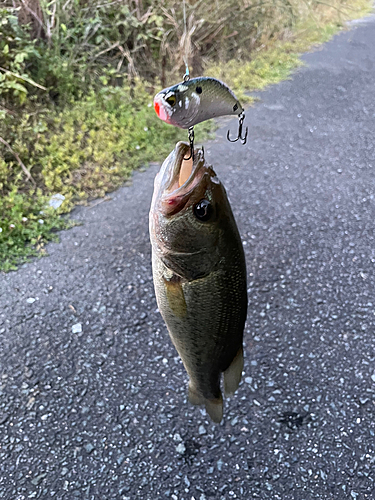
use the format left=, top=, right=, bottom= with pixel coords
left=158, top=142, right=209, bottom=216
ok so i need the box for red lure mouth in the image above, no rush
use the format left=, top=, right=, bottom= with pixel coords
left=154, top=100, right=160, bottom=118
left=153, top=94, right=171, bottom=123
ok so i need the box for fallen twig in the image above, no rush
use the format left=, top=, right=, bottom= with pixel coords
left=0, top=136, right=36, bottom=186
left=88, top=196, right=112, bottom=208
left=0, top=105, right=17, bottom=116
left=0, top=67, right=47, bottom=91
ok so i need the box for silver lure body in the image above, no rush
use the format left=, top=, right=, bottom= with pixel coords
left=153, top=77, right=244, bottom=129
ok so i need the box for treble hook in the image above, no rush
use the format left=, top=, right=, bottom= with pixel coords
left=227, top=112, right=248, bottom=145
left=184, top=126, right=195, bottom=161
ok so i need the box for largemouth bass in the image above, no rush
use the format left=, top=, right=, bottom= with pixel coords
left=149, top=142, right=247, bottom=423
left=154, top=77, right=244, bottom=129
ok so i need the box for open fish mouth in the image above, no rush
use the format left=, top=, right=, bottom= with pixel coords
left=149, top=141, right=220, bottom=268
left=157, top=142, right=209, bottom=216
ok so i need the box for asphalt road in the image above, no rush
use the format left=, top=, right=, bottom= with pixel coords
left=1, top=13, right=375, bottom=500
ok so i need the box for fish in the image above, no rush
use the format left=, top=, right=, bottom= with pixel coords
left=149, top=141, right=247, bottom=423
left=153, top=77, right=244, bottom=129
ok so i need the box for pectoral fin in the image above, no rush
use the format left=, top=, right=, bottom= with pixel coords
left=163, top=275, right=187, bottom=318
left=223, top=348, right=244, bottom=397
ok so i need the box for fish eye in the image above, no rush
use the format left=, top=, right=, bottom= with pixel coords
left=193, top=199, right=212, bottom=222
left=165, top=93, right=176, bottom=106
left=196, top=86, right=202, bottom=94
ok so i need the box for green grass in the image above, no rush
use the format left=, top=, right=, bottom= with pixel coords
left=0, top=0, right=373, bottom=271
left=0, top=190, right=71, bottom=272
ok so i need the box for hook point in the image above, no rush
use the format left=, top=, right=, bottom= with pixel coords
left=227, top=129, right=239, bottom=143
left=241, top=126, right=249, bottom=145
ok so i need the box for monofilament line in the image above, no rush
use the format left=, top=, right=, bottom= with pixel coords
left=182, top=0, right=190, bottom=81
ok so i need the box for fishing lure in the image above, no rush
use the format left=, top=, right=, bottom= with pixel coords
left=154, top=76, right=248, bottom=159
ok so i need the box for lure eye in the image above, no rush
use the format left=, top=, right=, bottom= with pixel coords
left=193, top=199, right=212, bottom=222
left=165, top=94, right=176, bottom=107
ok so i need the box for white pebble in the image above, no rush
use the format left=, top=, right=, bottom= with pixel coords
left=176, top=443, right=186, bottom=454
left=72, top=323, right=82, bottom=334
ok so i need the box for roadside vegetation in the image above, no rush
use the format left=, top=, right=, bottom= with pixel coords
left=0, top=0, right=372, bottom=271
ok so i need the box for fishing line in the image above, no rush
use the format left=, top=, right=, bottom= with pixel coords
left=182, top=0, right=195, bottom=160
left=180, top=1, right=247, bottom=157
left=182, top=0, right=190, bottom=81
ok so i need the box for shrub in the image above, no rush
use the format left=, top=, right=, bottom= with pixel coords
left=0, top=188, right=69, bottom=271
left=0, top=6, right=42, bottom=105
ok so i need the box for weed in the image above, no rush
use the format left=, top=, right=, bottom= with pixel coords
left=0, top=189, right=70, bottom=272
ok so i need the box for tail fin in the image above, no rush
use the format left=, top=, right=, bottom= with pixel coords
left=223, top=348, right=244, bottom=397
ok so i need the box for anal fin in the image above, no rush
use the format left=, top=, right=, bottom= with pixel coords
left=223, top=347, right=244, bottom=397
left=205, top=394, right=223, bottom=424
left=188, top=382, right=223, bottom=423
left=188, top=382, right=204, bottom=406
